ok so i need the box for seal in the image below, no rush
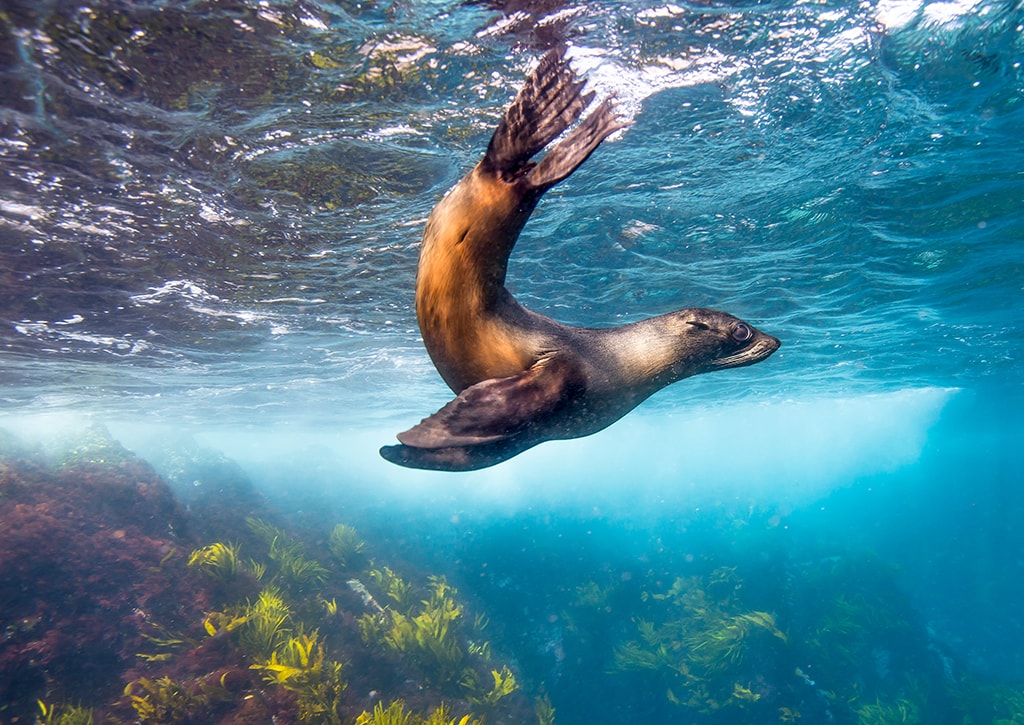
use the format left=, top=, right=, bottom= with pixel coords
left=380, top=48, right=780, bottom=472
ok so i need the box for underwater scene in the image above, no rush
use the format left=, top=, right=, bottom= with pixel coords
left=1, top=0, right=1023, bottom=723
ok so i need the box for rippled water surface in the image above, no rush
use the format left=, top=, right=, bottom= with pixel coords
left=2, top=0, right=1020, bottom=423
left=1, top=0, right=1023, bottom=720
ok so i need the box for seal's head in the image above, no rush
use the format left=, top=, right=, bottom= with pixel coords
left=674, top=308, right=780, bottom=375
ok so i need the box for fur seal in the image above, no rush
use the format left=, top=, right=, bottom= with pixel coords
left=380, top=48, right=780, bottom=472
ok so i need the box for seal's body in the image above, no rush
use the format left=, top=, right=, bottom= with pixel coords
left=380, top=50, right=780, bottom=471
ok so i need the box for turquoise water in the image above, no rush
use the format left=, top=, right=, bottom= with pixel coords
left=1, top=0, right=1023, bottom=721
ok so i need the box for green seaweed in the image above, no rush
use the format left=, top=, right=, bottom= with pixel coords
left=249, top=559, right=268, bottom=581
left=36, top=701, right=94, bottom=725
left=367, top=565, right=418, bottom=612
left=269, top=534, right=329, bottom=590
left=202, top=585, right=292, bottom=660
left=187, top=541, right=241, bottom=580
left=687, top=610, right=787, bottom=674
left=125, top=677, right=195, bottom=724
left=329, top=523, right=367, bottom=569
left=354, top=699, right=482, bottom=725
left=238, top=586, right=292, bottom=660
left=136, top=621, right=195, bottom=663
left=381, top=578, right=466, bottom=686
left=574, top=580, right=613, bottom=610
left=252, top=630, right=347, bottom=724
left=856, top=697, right=921, bottom=724
left=246, top=517, right=281, bottom=544
left=355, top=700, right=414, bottom=725
left=612, top=568, right=787, bottom=715
left=779, top=706, right=802, bottom=721
left=124, top=675, right=230, bottom=724
left=359, top=573, right=515, bottom=706
left=952, top=679, right=1024, bottom=724
left=464, top=665, right=519, bottom=709
left=535, top=694, right=556, bottom=725
left=245, top=518, right=329, bottom=591
left=791, top=555, right=923, bottom=711
left=421, top=702, right=482, bottom=725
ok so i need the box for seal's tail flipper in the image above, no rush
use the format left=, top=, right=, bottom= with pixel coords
left=482, top=48, right=630, bottom=192
left=529, top=97, right=629, bottom=190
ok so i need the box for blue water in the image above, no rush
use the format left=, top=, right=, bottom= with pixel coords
left=1, top=0, right=1023, bottom=721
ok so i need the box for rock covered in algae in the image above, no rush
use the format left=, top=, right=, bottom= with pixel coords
left=0, top=425, right=536, bottom=724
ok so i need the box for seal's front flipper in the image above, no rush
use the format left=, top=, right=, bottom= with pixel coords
left=394, top=355, right=581, bottom=449
left=379, top=438, right=535, bottom=473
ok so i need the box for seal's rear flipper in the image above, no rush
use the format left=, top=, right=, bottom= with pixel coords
left=482, top=48, right=629, bottom=192
left=394, top=355, right=580, bottom=449
left=529, top=97, right=630, bottom=191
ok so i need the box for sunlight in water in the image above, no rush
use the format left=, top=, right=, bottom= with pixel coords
left=45, top=386, right=955, bottom=516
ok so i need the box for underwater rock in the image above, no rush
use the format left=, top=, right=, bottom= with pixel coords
left=0, top=426, right=535, bottom=723
left=0, top=428, right=199, bottom=719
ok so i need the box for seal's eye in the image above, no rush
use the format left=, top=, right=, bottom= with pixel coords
left=732, top=323, right=753, bottom=342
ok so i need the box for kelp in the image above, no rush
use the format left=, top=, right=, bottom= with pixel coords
left=247, top=518, right=329, bottom=589
left=252, top=630, right=347, bottom=724
left=36, top=701, right=94, bottom=725
left=612, top=567, right=787, bottom=715
left=359, top=575, right=520, bottom=708
left=371, top=577, right=469, bottom=686
left=124, top=675, right=231, bottom=724
left=187, top=541, right=241, bottom=580
left=354, top=699, right=482, bottom=725
left=367, top=565, right=418, bottom=613
left=329, top=523, right=367, bottom=569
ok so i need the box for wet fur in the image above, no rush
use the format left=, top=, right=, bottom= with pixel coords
left=381, top=49, right=779, bottom=471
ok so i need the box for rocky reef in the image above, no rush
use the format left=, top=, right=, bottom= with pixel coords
left=3, top=424, right=1024, bottom=725
left=0, top=426, right=535, bottom=724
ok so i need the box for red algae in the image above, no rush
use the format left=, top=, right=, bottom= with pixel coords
left=0, top=427, right=533, bottom=724
left=0, top=429, right=208, bottom=720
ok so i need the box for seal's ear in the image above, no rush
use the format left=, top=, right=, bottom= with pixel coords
left=396, top=355, right=579, bottom=449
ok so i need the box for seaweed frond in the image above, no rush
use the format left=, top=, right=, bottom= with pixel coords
left=37, top=701, right=94, bottom=725
left=355, top=699, right=414, bottom=725
left=237, top=586, right=292, bottom=659
left=187, top=541, right=241, bottom=580
left=422, top=702, right=482, bottom=725
left=367, top=565, right=417, bottom=612
left=382, top=577, right=466, bottom=686
left=137, top=621, right=195, bottom=662
left=329, top=523, right=367, bottom=568
left=267, top=533, right=329, bottom=591
left=252, top=629, right=347, bottom=724
left=535, top=694, right=556, bottom=725
left=355, top=700, right=481, bottom=725
left=856, top=697, right=920, bottom=724
left=246, top=517, right=282, bottom=544
left=124, top=675, right=230, bottom=724
left=465, top=665, right=519, bottom=709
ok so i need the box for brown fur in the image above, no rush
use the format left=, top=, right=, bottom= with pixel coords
left=415, top=166, right=539, bottom=391
left=381, top=49, right=779, bottom=472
